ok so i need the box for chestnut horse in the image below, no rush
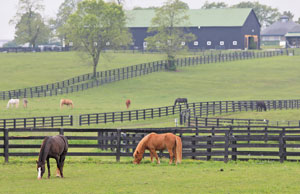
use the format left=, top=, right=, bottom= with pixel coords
left=133, top=133, right=182, bottom=165
left=60, top=99, right=74, bottom=109
left=126, top=99, right=131, bottom=109
left=36, top=135, right=68, bottom=179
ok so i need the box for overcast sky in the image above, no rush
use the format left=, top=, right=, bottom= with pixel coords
left=0, top=0, right=299, bottom=40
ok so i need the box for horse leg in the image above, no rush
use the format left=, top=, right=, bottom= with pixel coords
left=47, top=157, right=50, bottom=179
left=55, top=157, right=61, bottom=178
left=167, top=148, right=174, bottom=164
left=150, top=151, right=154, bottom=163
left=59, top=154, right=66, bottom=178
left=150, top=149, right=160, bottom=164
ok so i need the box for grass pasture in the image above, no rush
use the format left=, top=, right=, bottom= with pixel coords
left=2, top=51, right=300, bottom=193
left=1, top=159, right=300, bottom=194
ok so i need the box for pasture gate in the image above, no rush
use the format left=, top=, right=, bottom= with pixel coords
left=2, top=127, right=300, bottom=163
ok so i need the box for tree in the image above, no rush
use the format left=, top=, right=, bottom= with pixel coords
left=281, top=11, right=294, bottom=20
left=67, top=0, right=132, bottom=78
left=297, top=17, right=300, bottom=24
left=201, top=1, right=228, bottom=9
left=54, top=0, right=81, bottom=45
left=10, top=0, right=49, bottom=47
left=231, top=1, right=280, bottom=26
left=145, top=0, right=195, bottom=71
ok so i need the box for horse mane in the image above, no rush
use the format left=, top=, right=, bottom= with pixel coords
left=133, top=133, right=152, bottom=156
left=38, top=136, right=51, bottom=163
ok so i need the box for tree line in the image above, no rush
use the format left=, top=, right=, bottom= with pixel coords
left=6, top=0, right=300, bottom=76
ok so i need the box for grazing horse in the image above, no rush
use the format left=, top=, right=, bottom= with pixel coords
left=60, top=99, right=74, bottom=109
left=126, top=99, right=131, bottom=109
left=6, top=99, right=19, bottom=109
left=36, top=135, right=68, bottom=180
left=23, top=98, right=28, bottom=108
left=133, top=133, right=182, bottom=165
left=174, top=98, right=188, bottom=107
left=256, top=101, right=267, bottom=112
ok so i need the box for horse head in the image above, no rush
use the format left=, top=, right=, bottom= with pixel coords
left=133, top=150, right=143, bottom=164
left=36, top=161, right=46, bottom=179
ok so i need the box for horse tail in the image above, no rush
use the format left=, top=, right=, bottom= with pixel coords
left=175, top=136, right=182, bottom=164
left=174, top=100, right=177, bottom=107
left=6, top=101, right=10, bottom=109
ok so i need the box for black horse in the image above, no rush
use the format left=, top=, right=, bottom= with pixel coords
left=174, top=98, right=188, bottom=107
left=36, top=135, right=68, bottom=179
left=256, top=101, right=267, bottom=112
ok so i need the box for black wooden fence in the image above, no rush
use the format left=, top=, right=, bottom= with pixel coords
left=0, top=50, right=289, bottom=100
left=0, top=115, right=73, bottom=129
left=79, top=99, right=300, bottom=126
left=2, top=126, right=300, bottom=163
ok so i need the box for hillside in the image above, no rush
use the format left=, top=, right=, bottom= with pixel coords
left=1, top=54, right=300, bottom=126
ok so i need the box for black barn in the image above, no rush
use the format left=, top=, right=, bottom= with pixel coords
left=126, top=8, right=261, bottom=50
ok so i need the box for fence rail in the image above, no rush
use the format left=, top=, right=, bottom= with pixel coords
left=0, top=115, right=73, bottom=128
left=0, top=50, right=290, bottom=100
left=2, top=126, right=300, bottom=163
left=80, top=99, right=300, bottom=126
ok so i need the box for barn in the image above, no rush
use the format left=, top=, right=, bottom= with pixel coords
left=126, top=8, right=261, bottom=50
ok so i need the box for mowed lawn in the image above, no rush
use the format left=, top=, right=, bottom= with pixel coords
left=1, top=158, right=300, bottom=194
left=0, top=55, right=300, bottom=123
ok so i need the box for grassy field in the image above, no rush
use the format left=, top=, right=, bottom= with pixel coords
left=0, top=52, right=166, bottom=90
left=1, top=55, right=300, bottom=124
left=1, top=158, right=300, bottom=194
left=2, top=52, right=300, bottom=193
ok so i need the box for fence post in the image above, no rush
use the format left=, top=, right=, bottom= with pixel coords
left=4, top=128, right=9, bottom=163
left=116, top=129, right=121, bottom=162
left=207, top=135, right=211, bottom=161
left=279, top=128, right=286, bottom=163
left=192, top=135, right=196, bottom=160
left=98, top=130, right=103, bottom=150
left=59, top=128, right=64, bottom=135
left=224, top=131, right=229, bottom=163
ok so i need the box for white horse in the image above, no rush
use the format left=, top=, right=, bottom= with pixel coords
left=7, top=99, right=20, bottom=109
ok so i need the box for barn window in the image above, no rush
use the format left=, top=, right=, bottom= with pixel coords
left=207, top=41, right=211, bottom=46
left=220, top=41, right=224, bottom=46
left=233, top=41, right=238, bottom=45
left=181, top=41, right=185, bottom=46
left=143, top=42, right=147, bottom=48
left=194, top=41, right=198, bottom=46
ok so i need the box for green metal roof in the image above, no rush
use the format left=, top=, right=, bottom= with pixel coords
left=126, top=8, right=253, bottom=28
left=285, top=33, right=300, bottom=37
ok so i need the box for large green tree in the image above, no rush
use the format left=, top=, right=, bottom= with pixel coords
left=54, top=0, right=82, bottom=45
left=10, top=0, right=49, bottom=47
left=145, top=0, right=195, bottom=71
left=67, top=0, right=131, bottom=78
left=231, top=1, right=280, bottom=26
left=201, top=1, right=228, bottom=9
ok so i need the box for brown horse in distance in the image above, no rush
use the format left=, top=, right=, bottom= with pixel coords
left=60, top=99, right=74, bottom=109
left=133, top=133, right=182, bottom=165
left=36, top=135, right=68, bottom=179
left=126, top=99, right=131, bottom=109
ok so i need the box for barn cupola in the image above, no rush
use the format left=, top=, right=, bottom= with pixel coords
left=280, top=15, right=290, bottom=23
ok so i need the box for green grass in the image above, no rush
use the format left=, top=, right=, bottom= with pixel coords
left=0, top=52, right=166, bottom=90
left=1, top=55, right=300, bottom=124
left=1, top=158, right=300, bottom=193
